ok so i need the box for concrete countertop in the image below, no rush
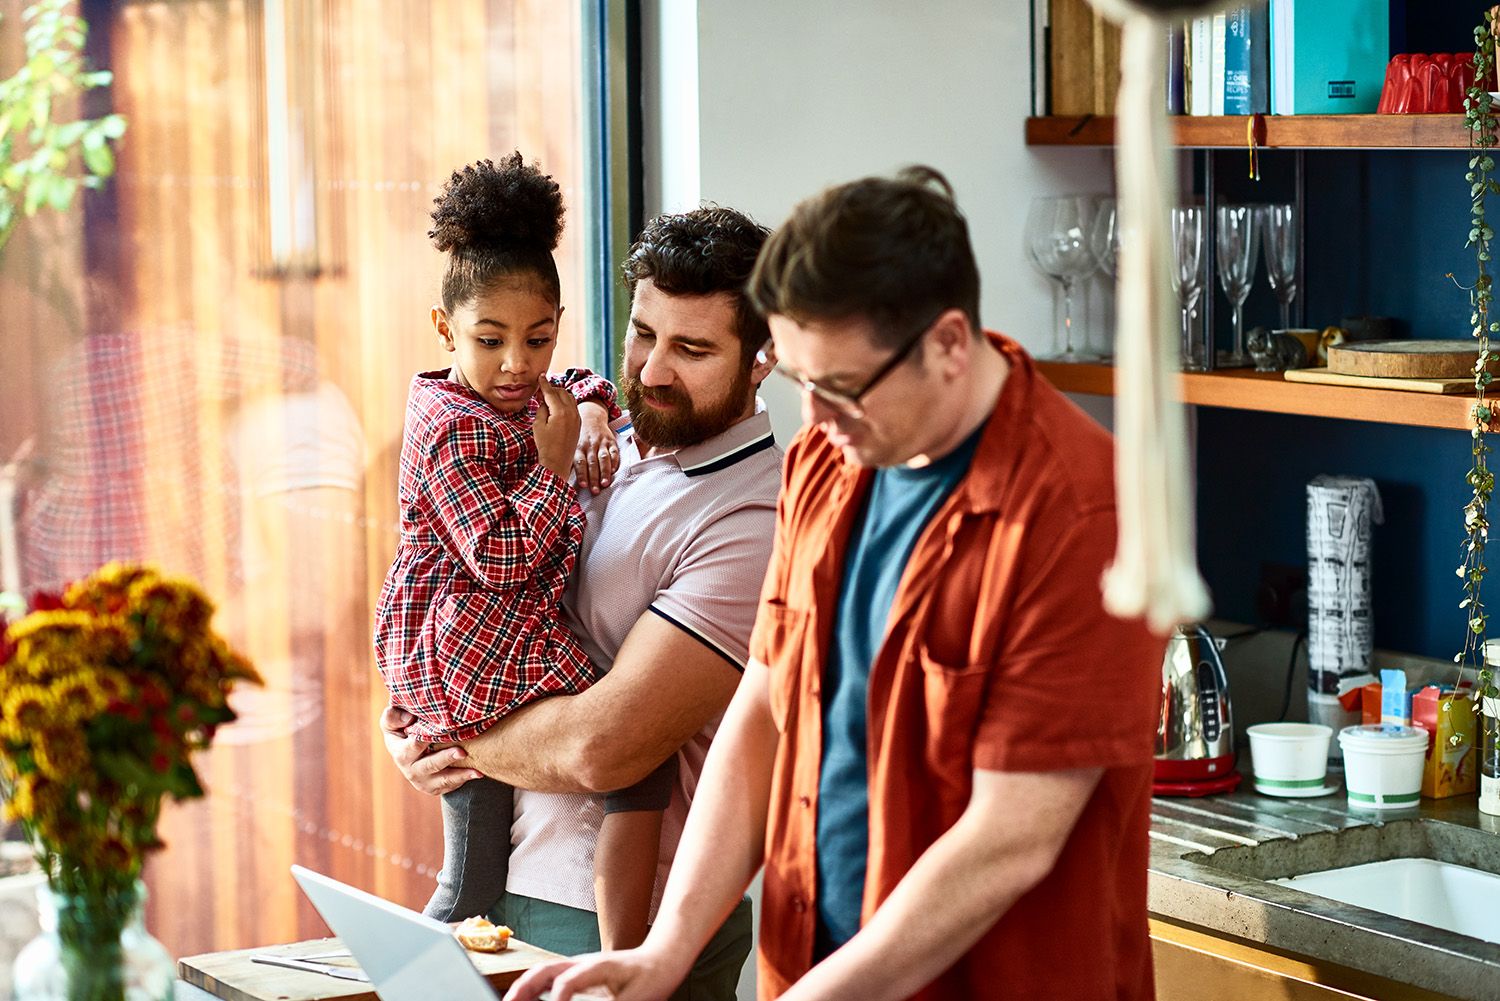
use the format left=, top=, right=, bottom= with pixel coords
left=1149, top=770, right=1500, bottom=1000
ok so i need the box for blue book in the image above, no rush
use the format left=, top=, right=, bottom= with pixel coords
left=1167, top=23, right=1186, bottom=114
left=1270, top=0, right=1389, bottom=115
left=1224, top=8, right=1253, bottom=115
left=1247, top=4, right=1270, bottom=114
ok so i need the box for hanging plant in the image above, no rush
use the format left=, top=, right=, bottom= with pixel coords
left=1457, top=12, right=1499, bottom=732
left=0, top=0, right=127, bottom=252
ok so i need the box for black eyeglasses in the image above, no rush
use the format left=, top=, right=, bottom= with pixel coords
left=757, top=312, right=941, bottom=420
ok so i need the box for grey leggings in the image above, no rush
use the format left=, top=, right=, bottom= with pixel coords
left=424, top=756, right=680, bottom=922
left=424, top=776, right=513, bottom=922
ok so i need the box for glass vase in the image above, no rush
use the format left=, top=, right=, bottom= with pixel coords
left=12, top=879, right=174, bottom=1001
left=1481, top=695, right=1500, bottom=817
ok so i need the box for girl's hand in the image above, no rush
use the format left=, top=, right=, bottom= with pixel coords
left=534, top=383, right=582, bottom=481
left=575, top=400, right=620, bottom=495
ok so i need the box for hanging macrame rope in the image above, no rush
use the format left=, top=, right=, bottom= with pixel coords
left=1087, top=0, right=1214, bottom=633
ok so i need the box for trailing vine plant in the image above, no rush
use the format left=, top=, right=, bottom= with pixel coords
left=1457, top=12, right=1500, bottom=736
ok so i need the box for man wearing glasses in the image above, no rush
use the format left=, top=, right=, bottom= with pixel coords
left=508, top=167, right=1165, bottom=1001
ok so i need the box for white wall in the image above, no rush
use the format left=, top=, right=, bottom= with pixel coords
left=639, top=4, right=1117, bottom=997
left=644, top=0, right=1117, bottom=443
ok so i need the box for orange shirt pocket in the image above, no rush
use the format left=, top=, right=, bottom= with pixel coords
left=913, top=642, right=991, bottom=777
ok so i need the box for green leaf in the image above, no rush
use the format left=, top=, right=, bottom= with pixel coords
left=45, top=174, right=73, bottom=210
left=81, top=141, right=112, bottom=178
left=22, top=174, right=48, bottom=214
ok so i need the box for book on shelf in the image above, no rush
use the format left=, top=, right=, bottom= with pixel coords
left=1210, top=12, right=1228, bottom=115
left=1031, top=0, right=1049, bottom=117
left=1166, top=23, right=1185, bottom=114
left=1224, top=5, right=1270, bottom=115
left=1269, top=0, right=1389, bottom=115
left=1188, top=16, right=1212, bottom=115
left=1043, top=0, right=1120, bottom=116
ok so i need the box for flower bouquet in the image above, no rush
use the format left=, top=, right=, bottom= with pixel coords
left=0, top=563, right=260, bottom=1001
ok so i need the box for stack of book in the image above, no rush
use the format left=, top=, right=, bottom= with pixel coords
left=1035, top=0, right=1390, bottom=118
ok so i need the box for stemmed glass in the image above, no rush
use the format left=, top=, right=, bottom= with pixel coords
left=1262, top=203, right=1299, bottom=331
left=1090, top=197, right=1120, bottom=360
left=1215, top=204, right=1260, bottom=368
left=1170, top=206, right=1206, bottom=371
left=1026, top=196, right=1098, bottom=361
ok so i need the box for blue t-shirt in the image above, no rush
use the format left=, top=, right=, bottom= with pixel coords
left=814, top=425, right=984, bottom=955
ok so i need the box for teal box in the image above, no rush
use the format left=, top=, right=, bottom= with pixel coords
left=1270, top=0, right=1390, bottom=115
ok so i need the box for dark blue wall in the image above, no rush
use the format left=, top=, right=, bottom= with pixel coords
left=1196, top=150, right=1483, bottom=659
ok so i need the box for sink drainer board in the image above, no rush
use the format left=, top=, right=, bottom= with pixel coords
left=1182, top=819, right=1500, bottom=945
left=1272, top=859, right=1500, bottom=944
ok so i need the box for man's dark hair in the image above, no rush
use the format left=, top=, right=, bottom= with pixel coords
left=747, top=166, right=981, bottom=350
left=622, top=206, right=772, bottom=362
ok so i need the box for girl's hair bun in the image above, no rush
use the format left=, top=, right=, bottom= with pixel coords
left=429, top=153, right=564, bottom=256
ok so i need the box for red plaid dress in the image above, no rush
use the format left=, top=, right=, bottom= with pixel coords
left=373, top=368, right=618, bottom=741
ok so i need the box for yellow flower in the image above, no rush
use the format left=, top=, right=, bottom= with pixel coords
left=2, top=771, right=61, bottom=825
left=50, top=673, right=110, bottom=724
left=1, top=682, right=56, bottom=738
left=32, top=728, right=90, bottom=781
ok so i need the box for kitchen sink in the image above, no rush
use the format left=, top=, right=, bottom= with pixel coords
left=1179, top=818, right=1500, bottom=945
left=1272, top=858, right=1500, bottom=944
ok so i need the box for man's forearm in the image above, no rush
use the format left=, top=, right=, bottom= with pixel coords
left=637, top=664, right=779, bottom=973
left=782, top=768, right=1101, bottom=1001
left=458, top=612, right=741, bottom=792
left=459, top=694, right=602, bottom=792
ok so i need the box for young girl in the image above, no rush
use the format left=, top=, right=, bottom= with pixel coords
left=374, top=154, right=673, bottom=950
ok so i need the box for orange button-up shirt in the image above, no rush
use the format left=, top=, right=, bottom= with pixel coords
left=749, top=334, right=1165, bottom=1000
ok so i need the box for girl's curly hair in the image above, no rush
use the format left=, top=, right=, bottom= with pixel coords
left=429, top=153, right=565, bottom=309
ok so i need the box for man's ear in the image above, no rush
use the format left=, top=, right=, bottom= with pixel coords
left=432, top=306, right=455, bottom=352
left=749, top=338, right=776, bottom=387
left=929, top=308, right=973, bottom=378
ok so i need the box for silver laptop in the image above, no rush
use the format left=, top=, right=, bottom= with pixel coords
left=290, top=864, right=501, bottom=1000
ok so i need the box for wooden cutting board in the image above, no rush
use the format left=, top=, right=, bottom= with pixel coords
left=1283, top=367, right=1476, bottom=394
left=178, top=934, right=560, bottom=1001
left=1326, top=339, right=1495, bottom=378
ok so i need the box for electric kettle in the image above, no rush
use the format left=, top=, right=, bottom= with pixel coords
left=1153, top=623, right=1242, bottom=796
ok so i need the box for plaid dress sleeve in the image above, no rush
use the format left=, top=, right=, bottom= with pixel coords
left=553, top=368, right=621, bottom=421
left=423, top=415, right=577, bottom=590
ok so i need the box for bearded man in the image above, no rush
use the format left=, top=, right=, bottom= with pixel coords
left=381, top=206, right=782, bottom=1001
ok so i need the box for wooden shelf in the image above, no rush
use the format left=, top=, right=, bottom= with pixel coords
left=1025, top=114, right=1470, bottom=149
left=1037, top=362, right=1485, bottom=431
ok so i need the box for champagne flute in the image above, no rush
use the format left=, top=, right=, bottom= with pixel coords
left=1170, top=206, right=1206, bottom=371
left=1216, top=204, right=1260, bottom=368
left=1262, top=203, right=1299, bottom=332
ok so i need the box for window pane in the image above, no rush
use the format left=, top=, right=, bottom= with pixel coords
left=1, top=0, right=593, bottom=958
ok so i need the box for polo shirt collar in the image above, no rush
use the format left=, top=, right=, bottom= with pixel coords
left=623, top=398, right=776, bottom=477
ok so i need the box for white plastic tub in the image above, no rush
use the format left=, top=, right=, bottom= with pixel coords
left=1247, top=722, right=1334, bottom=797
left=1338, top=724, right=1429, bottom=810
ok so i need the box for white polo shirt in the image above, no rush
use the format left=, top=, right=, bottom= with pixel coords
left=506, top=403, right=782, bottom=914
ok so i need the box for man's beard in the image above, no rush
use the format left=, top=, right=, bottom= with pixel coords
left=621, top=365, right=752, bottom=450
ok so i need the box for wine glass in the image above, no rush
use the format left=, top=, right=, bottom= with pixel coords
left=1090, top=198, right=1120, bottom=359
left=1215, top=204, right=1260, bottom=368
left=1262, top=203, right=1299, bottom=331
left=1170, top=206, right=1206, bottom=371
left=1026, top=196, right=1098, bottom=361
